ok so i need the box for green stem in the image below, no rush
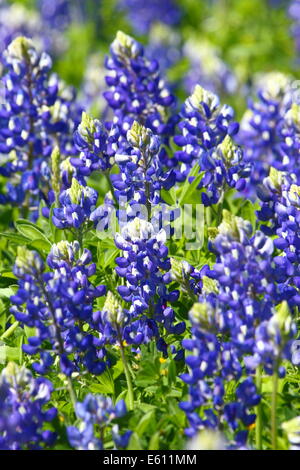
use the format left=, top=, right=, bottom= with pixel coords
left=0, top=321, right=19, bottom=340
left=255, top=365, right=263, bottom=450
left=76, top=227, right=84, bottom=254
left=67, top=376, right=77, bottom=411
left=271, top=368, right=279, bottom=450
left=206, top=206, right=212, bottom=227
left=118, top=333, right=134, bottom=410
left=216, top=200, right=223, bottom=226
left=145, top=181, right=151, bottom=222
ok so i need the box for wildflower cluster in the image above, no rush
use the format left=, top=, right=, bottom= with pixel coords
left=11, top=243, right=107, bottom=376
left=67, top=395, right=131, bottom=450
left=113, top=121, right=175, bottom=208
left=72, top=112, right=115, bottom=178
left=239, top=72, right=300, bottom=193
left=1, top=0, right=300, bottom=452
left=104, top=31, right=176, bottom=140
left=0, top=37, right=80, bottom=218
left=174, top=85, right=248, bottom=204
left=114, top=218, right=184, bottom=347
left=257, top=166, right=300, bottom=288
left=0, top=363, right=57, bottom=450
left=180, top=211, right=297, bottom=442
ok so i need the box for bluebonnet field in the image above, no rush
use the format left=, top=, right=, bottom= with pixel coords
left=1, top=0, right=300, bottom=451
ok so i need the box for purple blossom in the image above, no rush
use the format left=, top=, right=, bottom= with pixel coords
left=11, top=243, right=107, bottom=376
left=0, top=363, right=57, bottom=450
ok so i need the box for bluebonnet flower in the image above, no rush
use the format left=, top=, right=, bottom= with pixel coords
left=0, top=0, right=75, bottom=57
left=257, top=167, right=300, bottom=294
left=186, top=429, right=227, bottom=450
left=0, top=362, right=57, bottom=450
left=174, top=87, right=248, bottom=203
left=174, top=85, right=238, bottom=163
left=256, top=166, right=289, bottom=233
left=239, top=72, right=300, bottom=193
left=90, top=191, right=116, bottom=233
left=187, top=427, right=250, bottom=450
left=94, top=290, right=161, bottom=353
left=112, top=121, right=175, bottom=210
left=244, top=301, right=296, bottom=376
left=114, top=217, right=184, bottom=350
left=118, top=0, right=181, bottom=35
left=10, top=243, right=107, bottom=376
left=93, top=291, right=127, bottom=348
left=72, top=112, right=117, bottom=178
left=52, top=178, right=98, bottom=229
left=0, top=37, right=81, bottom=218
left=179, top=301, right=257, bottom=438
left=209, top=210, right=297, bottom=329
left=186, top=425, right=249, bottom=450
left=67, top=394, right=131, bottom=450
left=0, top=0, right=98, bottom=58
left=180, top=210, right=297, bottom=440
left=104, top=31, right=176, bottom=140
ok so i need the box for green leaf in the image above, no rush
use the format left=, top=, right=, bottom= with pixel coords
left=28, top=239, right=52, bottom=251
left=168, top=359, right=177, bottom=386
left=0, top=232, right=30, bottom=244
left=112, top=359, right=124, bottom=379
left=161, top=186, right=177, bottom=205
left=148, top=432, right=160, bottom=450
left=138, top=403, right=157, bottom=413
left=15, top=220, right=51, bottom=247
left=135, top=410, right=156, bottom=437
left=127, top=432, right=143, bottom=450
left=24, top=325, right=36, bottom=339
left=136, top=361, right=159, bottom=387
left=0, top=271, right=17, bottom=279
left=0, top=286, right=17, bottom=298
left=0, top=344, right=20, bottom=363
left=89, top=383, right=113, bottom=395
left=0, top=276, right=18, bottom=288
left=103, top=248, right=119, bottom=268
left=92, top=370, right=115, bottom=395
left=178, top=164, right=204, bottom=205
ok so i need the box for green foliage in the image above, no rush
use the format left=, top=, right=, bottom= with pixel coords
left=1, top=0, right=300, bottom=452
